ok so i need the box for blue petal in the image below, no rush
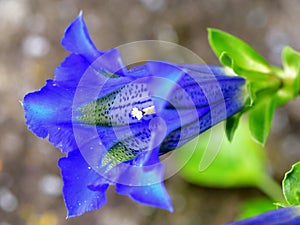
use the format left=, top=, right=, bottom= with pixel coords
left=69, top=66, right=133, bottom=110
left=79, top=128, right=174, bottom=212
left=169, top=69, right=245, bottom=109
left=58, top=149, right=109, bottom=218
left=144, top=61, right=185, bottom=112
left=23, top=80, right=76, bottom=152
left=71, top=122, right=155, bottom=183
left=179, top=64, right=229, bottom=75
left=160, top=96, right=245, bottom=153
left=91, top=48, right=130, bottom=77
left=54, top=53, right=90, bottom=88
left=24, top=51, right=135, bottom=153
left=116, top=181, right=173, bottom=212
left=160, top=107, right=211, bottom=132
left=61, top=13, right=129, bottom=75
left=223, top=206, right=300, bottom=225
left=61, top=12, right=100, bottom=61
left=115, top=151, right=173, bottom=212
left=71, top=124, right=150, bottom=177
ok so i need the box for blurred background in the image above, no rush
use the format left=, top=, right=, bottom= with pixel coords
left=1, top=0, right=300, bottom=224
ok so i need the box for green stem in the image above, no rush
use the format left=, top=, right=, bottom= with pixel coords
left=255, top=175, right=286, bottom=204
left=255, top=76, right=282, bottom=96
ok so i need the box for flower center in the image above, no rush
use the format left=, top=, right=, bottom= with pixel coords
left=101, top=126, right=152, bottom=169
left=77, top=83, right=154, bottom=126
left=131, top=106, right=155, bottom=120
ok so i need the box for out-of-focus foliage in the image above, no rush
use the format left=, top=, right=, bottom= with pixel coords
left=178, top=120, right=267, bottom=188
left=237, top=198, right=276, bottom=220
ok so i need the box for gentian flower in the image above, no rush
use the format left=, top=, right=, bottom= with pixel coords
left=22, top=12, right=246, bottom=217
left=223, top=206, right=300, bottom=225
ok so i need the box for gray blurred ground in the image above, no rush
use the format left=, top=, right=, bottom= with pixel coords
left=1, top=0, right=300, bottom=224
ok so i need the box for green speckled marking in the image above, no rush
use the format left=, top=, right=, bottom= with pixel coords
left=102, top=127, right=152, bottom=169
left=77, top=89, right=120, bottom=126
left=102, top=143, right=138, bottom=168
left=77, top=83, right=153, bottom=126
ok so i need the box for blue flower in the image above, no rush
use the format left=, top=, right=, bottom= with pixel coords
left=223, top=206, right=300, bottom=225
left=22, top=12, right=246, bottom=217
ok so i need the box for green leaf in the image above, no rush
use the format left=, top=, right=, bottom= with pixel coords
left=208, top=28, right=272, bottom=74
left=268, top=47, right=300, bottom=108
left=248, top=97, right=276, bottom=144
left=219, top=51, right=233, bottom=67
left=247, top=83, right=256, bottom=106
left=293, top=72, right=300, bottom=97
left=282, top=46, right=300, bottom=97
left=178, top=120, right=266, bottom=188
left=283, top=47, right=300, bottom=76
left=219, top=52, right=271, bottom=82
left=283, top=162, right=300, bottom=205
left=225, top=113, right=242, bottom=142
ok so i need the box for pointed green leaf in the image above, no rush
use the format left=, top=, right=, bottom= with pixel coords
left=271, top=47, right=300, bottom=107
left=283, top=162, right=300, bottom=205
left=283, top=46, right=300, bottom=75
left=208, top=28, right=272, bottom=74
left=225, top=113, right=242, bottom=142
left=219, top=51, right=271, bottom=82
left=293, top=72, right=300, bottom=96
left=282, top=46, right=300, bottom=97
left=248, top=97, right=276, bottom=144
left=247, top=83, right=256, bottom=106
left=219, top=51, right=233, bottom=67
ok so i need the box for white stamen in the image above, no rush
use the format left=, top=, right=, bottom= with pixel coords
left=131, top=106, right=156, bottom=120
left=142, top=106, right=155, bottom=115
left=131, top=107, right=143, bottom=120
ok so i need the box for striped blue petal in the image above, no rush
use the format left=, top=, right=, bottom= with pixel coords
left=224, top=206, right=300, bottom=225
left=23, top=12, right=247, bottom=217
left=58, top=149, right=109, bottom=218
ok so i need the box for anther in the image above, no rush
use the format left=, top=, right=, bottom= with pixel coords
left=131, top=106, right=155, bottom=120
